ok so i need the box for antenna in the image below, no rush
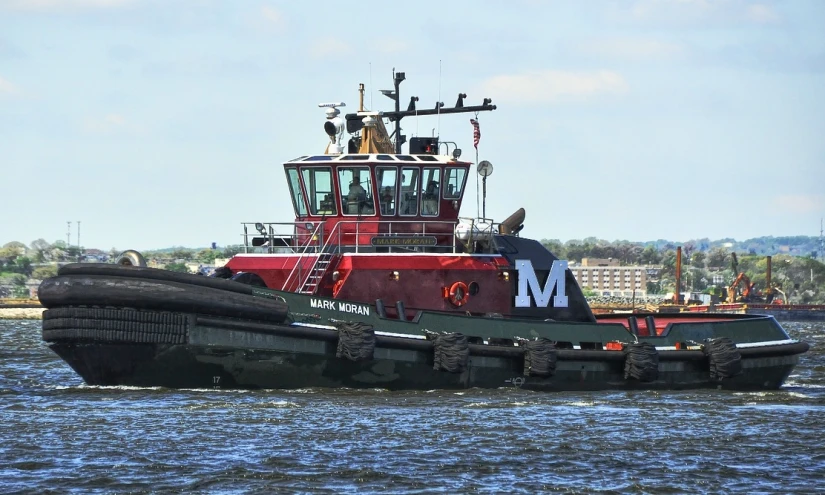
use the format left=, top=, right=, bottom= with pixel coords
left=475, top=136, right=479, bottom=218
left=820, top=218, right=823, bottom=262
left=66, top=221, right=71, bottom=247
left=416, top=99, right=419, bottom=137
left=437, top=59, right=442, bottom=140
left=369, top=63, right=373, bottom=110
left=342, top=70, right=496, bottom=154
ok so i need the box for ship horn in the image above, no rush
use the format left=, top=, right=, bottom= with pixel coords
left=499, top=208, right=525, bottom=235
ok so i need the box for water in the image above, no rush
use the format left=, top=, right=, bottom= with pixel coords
left=1, top=320, right=823, bottom=494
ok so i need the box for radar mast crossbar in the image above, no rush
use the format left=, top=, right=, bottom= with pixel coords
left=343, top=71, right=497, bottom=154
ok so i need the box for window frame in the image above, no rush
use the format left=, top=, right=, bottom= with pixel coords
left=420, top=167, right=441, bottom=217
left=338, top=165, right=376, bottom=216
left=285, top=167, right=308, bottom=217
left=376, top=166, right=398, bottom=216
left=398, top=166, right=421, bottom=217
left=300, top=166, right=337, bottom=216
left=443, top=166, right=468, bottom=200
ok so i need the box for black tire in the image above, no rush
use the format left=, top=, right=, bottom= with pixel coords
left=38, top=274, right=288, bottom=323
left=57, top=263, right=269, bottom=296
left=115, top=250, right=147, bottom=267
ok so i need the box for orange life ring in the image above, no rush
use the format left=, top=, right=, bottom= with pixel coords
left=447, top=281, right=469, bottom=307
left=332, top=279, right=345, bottom=297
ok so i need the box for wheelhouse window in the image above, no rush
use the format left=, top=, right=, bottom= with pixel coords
left=338, top=166, right=375, bottom=215
left=444, top=167, right=467, bottom=199
left=421, top=167, right=441, bottom=216
left=285, top=167, right=308, bottom=216
left=376, top=166, right=397, bottom=216
left=399, top=166, right=420, bottom=216
left=301, top=167, right=336, bottom=215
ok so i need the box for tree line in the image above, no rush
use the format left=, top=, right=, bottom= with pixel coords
left=541, top=238, right=825, bottom=303
left=2, top=237, right=824, bottom=303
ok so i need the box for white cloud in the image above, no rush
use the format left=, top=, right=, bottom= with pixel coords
left=772, top=194, right=825, bottom=214
left=478, top=70, right=629, bottom=104
left=83, top=113, right=129, bottom=134
left=1, top=0, right=133, bottom=11
left=746, top=3, right=780, bottom=24
left=309, top=37, right=352, bottom=59
left=260, top=5, right=284, bottom=30
left=576, top=38, right=685, bottom=61
left=375, top=39, right=408, bottom=54
left=622, top=0, right=781, bottom=26
left=0, top=75, right=16, bottom=93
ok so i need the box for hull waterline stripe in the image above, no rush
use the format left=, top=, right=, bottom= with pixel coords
left=233, top=252, right=501, bottom=258
left=290, top=322, right=429, bottom=340
left=288, top=323, right=802, bottom=349
left=735, top=339, right=799, bottom=348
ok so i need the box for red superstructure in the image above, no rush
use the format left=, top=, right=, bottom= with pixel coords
left=224, top=74, right=527, bottom=319
left=224, top=73, right=600, bottom=324
left=226, top=152, right=516, bottom=318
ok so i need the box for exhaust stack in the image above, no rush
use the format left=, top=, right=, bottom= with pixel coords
left=674, top=247, right=682, bottom=304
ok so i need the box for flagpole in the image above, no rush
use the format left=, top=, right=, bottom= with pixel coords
left=475, top=145, right=480, bottom=219
left=471, top=113, right=480, bottom=219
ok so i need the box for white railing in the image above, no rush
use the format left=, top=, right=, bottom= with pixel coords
left=241, top=217, right=503, bottom=293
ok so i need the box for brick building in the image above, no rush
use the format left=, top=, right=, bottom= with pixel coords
left=569, top=258, right=649, bottom=297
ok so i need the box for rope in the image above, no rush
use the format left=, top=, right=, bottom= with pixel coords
left=703, top=337, right=743, bottom=381
left=623, top=342, right=659, bottom=382
left=522, top=338, right=557, bottom=377
left=334, top=321, right=375, bottom=362
left=433, top=332, right=469, bottom=373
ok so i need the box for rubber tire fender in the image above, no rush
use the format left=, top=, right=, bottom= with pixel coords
left=115, top=250, right=147, bottom=267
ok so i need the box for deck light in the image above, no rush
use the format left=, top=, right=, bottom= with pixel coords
left=255, top=223, right=266, bottom=235
left=390, top=271, right=400, bottom=281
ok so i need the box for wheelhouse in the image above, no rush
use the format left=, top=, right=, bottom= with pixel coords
left=284, top=154, right=469, bottom=220
left=270, top=154, right=471, bottom=253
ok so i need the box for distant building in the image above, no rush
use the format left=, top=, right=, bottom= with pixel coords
left=569, top=258, right=649, bottom=297
left=185, top=262, right=202, bottom=274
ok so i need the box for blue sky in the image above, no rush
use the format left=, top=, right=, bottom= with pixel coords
left=1, top=0, right=823, bottom=251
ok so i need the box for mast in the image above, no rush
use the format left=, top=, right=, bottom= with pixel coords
left=394, top=71, right=403, bottom=153
left=344, top=71, right=496, bottom=154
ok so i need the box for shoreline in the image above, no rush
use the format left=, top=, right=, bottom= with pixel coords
left=0, top=308, right=46, bottom=320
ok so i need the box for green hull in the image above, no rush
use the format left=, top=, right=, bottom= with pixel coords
left=40, top=265, right=808, bottom=391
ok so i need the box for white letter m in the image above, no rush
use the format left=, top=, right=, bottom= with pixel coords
left=514, top=259, right=569, bottom=308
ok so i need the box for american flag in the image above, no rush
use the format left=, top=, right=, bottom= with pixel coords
left=470, top=118, right=480, bottom=149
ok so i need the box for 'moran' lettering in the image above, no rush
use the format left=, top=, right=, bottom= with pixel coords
left=310, top=298, right=370, bottom=316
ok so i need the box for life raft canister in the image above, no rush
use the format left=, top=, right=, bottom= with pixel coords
left=445, top=281, right=470, bottom=307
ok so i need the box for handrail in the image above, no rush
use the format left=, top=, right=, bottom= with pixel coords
left=244, top=218, right=477, bottom=293
left=280, top=221, right=326, bottom=291
left=292, top=220, right=349, bottom=294
left=240, top=221, right=315, bottom=253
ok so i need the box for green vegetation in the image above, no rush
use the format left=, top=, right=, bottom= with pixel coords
left=541, top=237, right=825, bottom=303
left=1, top=235, right=824, bottom=303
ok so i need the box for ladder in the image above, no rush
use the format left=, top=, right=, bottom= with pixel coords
left=281, top=222, right=342, bottom=295
left=297, top=251, right=334, bottom=294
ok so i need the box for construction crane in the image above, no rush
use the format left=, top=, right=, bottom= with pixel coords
left=725, top=252, right=765, bottom=303
left=727, top=272, right=759, bottom=303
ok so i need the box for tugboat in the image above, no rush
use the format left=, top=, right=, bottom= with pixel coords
left=39, top=72, right=809, bottom=391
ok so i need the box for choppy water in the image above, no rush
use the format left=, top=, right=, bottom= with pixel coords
left=1, top=320, right=823, bottom=494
